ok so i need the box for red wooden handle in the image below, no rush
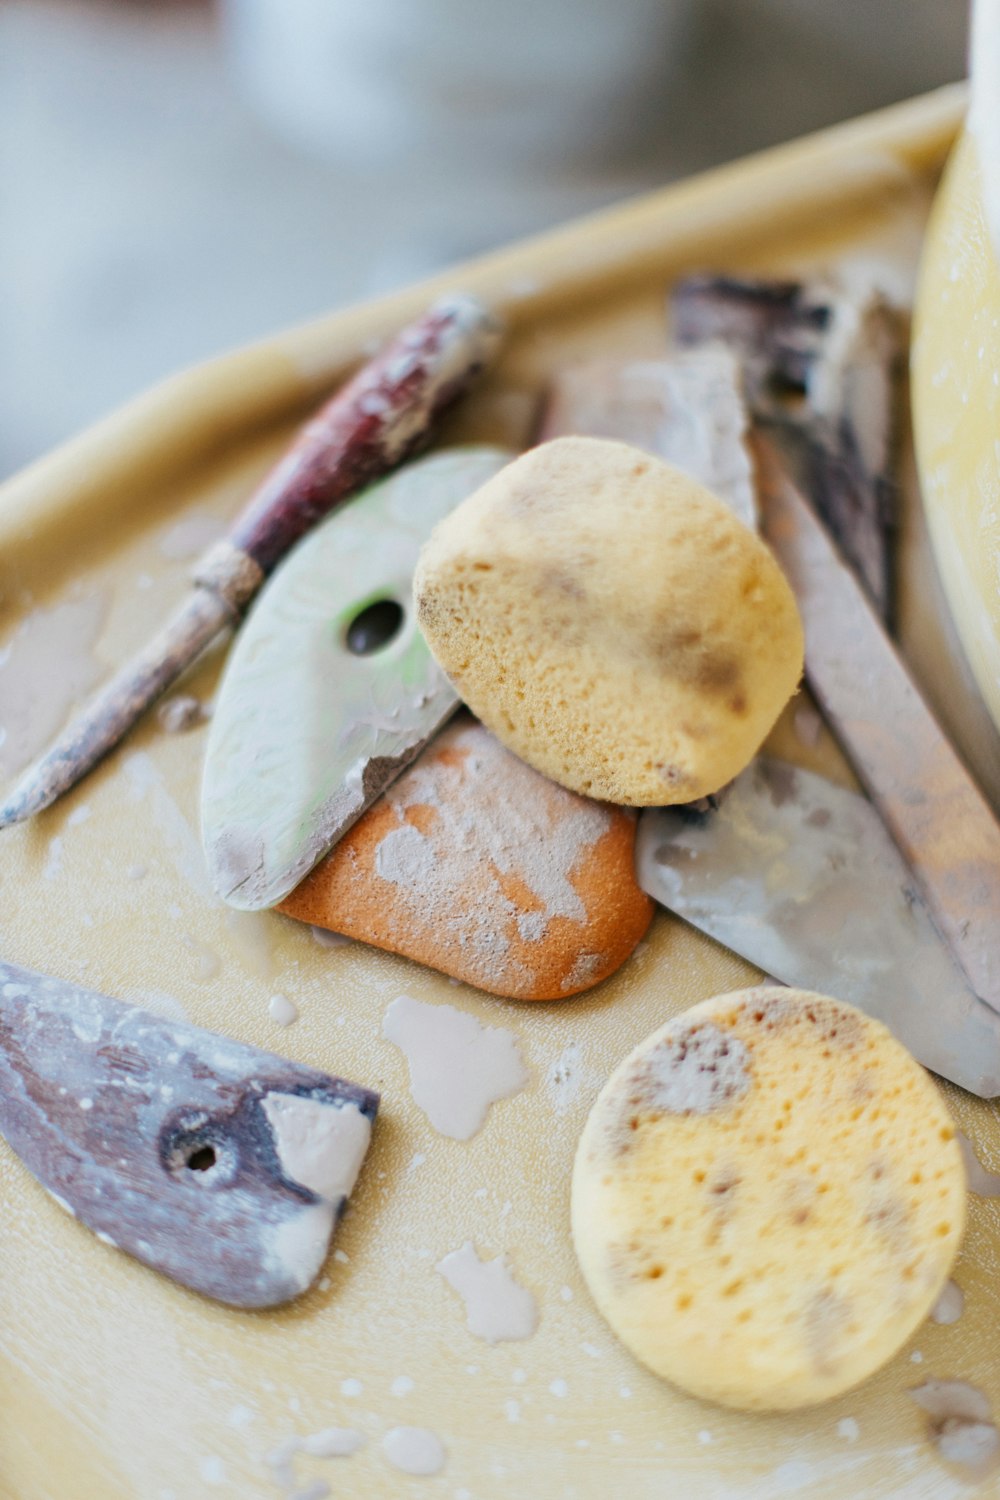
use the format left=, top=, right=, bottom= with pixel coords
left=225, top=294, right=503, bottom=578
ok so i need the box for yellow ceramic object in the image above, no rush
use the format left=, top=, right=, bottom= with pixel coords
left=913, top=0, right=1000, bottom=731
left=912, top=133, right=1000, bottom=730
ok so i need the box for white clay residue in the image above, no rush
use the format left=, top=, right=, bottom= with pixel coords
left=375, top=823, right=437, bottom=887
left=43, top=836, right=64, bottom=881
left=156, top=693, right=205, bottom=734
left=226, top=908, right=278, bottom=979
left=263, top=1432, right=353, bottom=1498
left=267, top=1199, right=335, bottom=1295
left=382, top=994, right=529, bottom=1140
left=911, top=1378, right=1000, bottom=1478
left=644, top=1022, right=751, bottom=1115
left=0, top=593, right=107, bottom=776
left=181, top=934, right=220, bottom=982
left=368, top=718, right=613, bottom=980
left=198, top=1455, right=226, bottom=1485
left=157, top=510, right=226, bottom=560
left=268, top=993, right=299, bottom=1027
left=124, top=750, right=215, bottom=899
left=930, top=1279, right=965, bottom=1326
left=560, top=951, right=602, bottom=993
left=437, top=1241, right=539, bottom=1343
left=301, top=1427, right=364, bottom=1458
left=262, top=1093, right=371, bottom=1203
left=382, top=1426, right=446, bottom=1478
left=310, top=926, right=350, bottom=950
left=392, top=721, right=611, bottom=927
left=958, top=1132, right=1000, bottom=1195
left=546, top=1041, right=586, bottom=1115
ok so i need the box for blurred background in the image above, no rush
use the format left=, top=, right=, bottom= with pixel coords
left=0, top=0, right=968, bottom=480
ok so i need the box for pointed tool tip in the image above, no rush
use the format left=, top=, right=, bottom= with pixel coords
left=0, top=776, right=54, bottom=829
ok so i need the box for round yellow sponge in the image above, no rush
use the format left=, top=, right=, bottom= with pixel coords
left=413, top=436, right=804, bottom=804
left=571, top=988, right=965, bottom=1411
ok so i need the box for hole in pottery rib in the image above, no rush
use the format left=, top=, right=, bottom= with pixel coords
left=161, top=1117, right=238, bottom=1187
left=765, top=370, right=808, bottom=409
left=345, top=599, right=404, bottom=655
left=185, top=1145, right=217, bottom=1172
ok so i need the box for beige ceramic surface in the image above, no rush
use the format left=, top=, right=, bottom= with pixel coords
left=2, top=85, right=999, bottom=1500
left=913, top=130, right=1000, bottom=737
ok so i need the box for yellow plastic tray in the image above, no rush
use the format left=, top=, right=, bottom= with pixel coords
left=2, top=83, right=996, bottom=1500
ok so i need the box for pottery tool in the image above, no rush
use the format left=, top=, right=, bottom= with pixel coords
left=201, top=446, right=511, bottom=910
left=636, top=758, right=1000, bottom=1098
left=636, top=445, right=1000, bottom=1090
left=0, top=959, right=378, bottom=1307
left=755, top=437, right=1000, bottom=1019
left=671, top=274, right=900, bottom=621
left=0, top=293, right=503, bottom=830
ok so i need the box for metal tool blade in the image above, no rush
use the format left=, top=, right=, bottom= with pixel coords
left=635, top=757, right=1000, bottom=1098
left=0, top=960, right=378, bottom=1307
left=201, top=446, right=511, bottom=910
left=756, top=437, right=1000, bottom=1018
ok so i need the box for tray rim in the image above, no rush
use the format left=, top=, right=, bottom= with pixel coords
left=0, top=82, right=966, bottom=563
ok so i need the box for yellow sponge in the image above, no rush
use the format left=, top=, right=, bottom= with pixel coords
left=413, top=436, right=803, bottom=805
left=571, top=988, right=965, bottom=1411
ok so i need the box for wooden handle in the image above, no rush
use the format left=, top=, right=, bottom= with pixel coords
left=196, top=294, right=503, bottom=601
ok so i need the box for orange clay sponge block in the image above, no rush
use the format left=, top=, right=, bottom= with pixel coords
left=571, top=988, right=965, bottom=1411
left=413, top=436, right=804, bottom=805
left=279, top=715, right=653, bottom=1000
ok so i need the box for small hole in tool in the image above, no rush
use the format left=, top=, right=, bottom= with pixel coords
left=345, top=599, right=404, bottom=655
left=186, top=1145, right=217, bottom=1172
left=766, top=370, right=809, bottom=407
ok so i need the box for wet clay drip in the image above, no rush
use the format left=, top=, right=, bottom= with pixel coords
left=929, top=1279, right=964, bottom=1326
left=156, top=694, right=206, bottom=734
left=436, top=1241, right=538, bottom=1343
left=382, top=993, right=528, bottom=1140
left=958, top=1132, right=1000, bottom=1195
left=911, top=1379, right=1000, bottom=1479
left=0, top=594, right=107, bottom=777
left=382, top=1427, right=446, bottom=1477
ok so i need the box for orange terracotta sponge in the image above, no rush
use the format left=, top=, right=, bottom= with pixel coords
left=279, top=715, right=653, bottom=1000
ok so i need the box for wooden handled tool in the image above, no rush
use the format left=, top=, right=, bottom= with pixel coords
left=0, top=959, right=378, bottom=1307
left=0, top=293, right=503, bottom=829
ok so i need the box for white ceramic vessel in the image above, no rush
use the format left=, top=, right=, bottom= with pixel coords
left=220, top=0, right=693, bottom=171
